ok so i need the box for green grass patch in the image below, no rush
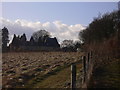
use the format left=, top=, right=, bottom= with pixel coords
left=34, top=63, right=82, bottom=88
left=25, top=61, right=82, bottom=88
left=24, top=64, right=70, bottom=88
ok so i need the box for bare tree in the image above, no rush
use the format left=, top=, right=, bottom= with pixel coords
left=32, top=30, right=51, bottom=42
left=61, top=40, right=74, bottom=48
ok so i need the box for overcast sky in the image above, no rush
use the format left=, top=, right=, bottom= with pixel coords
left=1, top=2, right=118, bottom=43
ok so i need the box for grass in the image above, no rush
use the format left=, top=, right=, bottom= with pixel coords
left=89, top=58, right=120, bottom=88
left=2, top=52, right=82, bottom=88
left=34, top=66, right=71, bottom=88
left=25, top=62, right=82, bottom=88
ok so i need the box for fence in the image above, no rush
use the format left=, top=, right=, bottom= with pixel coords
left=71, top=51, right=94, bottom=89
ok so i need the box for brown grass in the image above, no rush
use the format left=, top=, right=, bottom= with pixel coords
left=2, top=52, right=83, bottom=88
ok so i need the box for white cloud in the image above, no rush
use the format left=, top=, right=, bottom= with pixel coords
left=0, top=17, right=86, bottom=43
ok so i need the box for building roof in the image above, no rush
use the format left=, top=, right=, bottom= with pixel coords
left=45, top=37, right=60, bottom=47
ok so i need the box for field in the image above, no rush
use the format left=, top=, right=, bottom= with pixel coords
left=2, top=52, right=83, bottom=88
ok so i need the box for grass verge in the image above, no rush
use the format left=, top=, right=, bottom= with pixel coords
left=88, top=58, right=120, bottom=88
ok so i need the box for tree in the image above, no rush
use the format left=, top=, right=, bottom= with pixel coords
left=74, top=40, right=82, bottom=49
left=79, top=10, right=119, bottom=44
left=38, top=36, right=43, bottom=46
left=61, top=40, right=76, bottom=52
left=118, top=1, right=120, bottom=10
left=0, top=29, right=2, bottom=51
left=2, top=27, right=9, bottom=52
left=61, top=40, right=74, bottom=48
left=32, top=30, right=51, bottom=42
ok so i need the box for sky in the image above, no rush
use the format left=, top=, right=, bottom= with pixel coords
left=0, top=2, right=118, bottom=43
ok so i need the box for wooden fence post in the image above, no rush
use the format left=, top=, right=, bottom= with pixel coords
left=90, top=51, right=93, bottom=59
left=71, top=64, right=76, bottom=89
left=89, top=51, right=93, bottom=76
left=88, top=53, right=90, bottom=63
left=82, top=56, right=86, bottom=83
left=90, top=51, right=93, bottom=63
left=87, top=53, right=90, bottom=70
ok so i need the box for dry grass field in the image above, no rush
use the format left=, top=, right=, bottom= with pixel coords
left=2, top=52, right=83, bottom=88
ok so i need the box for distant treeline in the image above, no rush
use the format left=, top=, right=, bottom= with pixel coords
left=1, top=28, right=61, bottom=52
left=1, top=27, right=81, bottom=52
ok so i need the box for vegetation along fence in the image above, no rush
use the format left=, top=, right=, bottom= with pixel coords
left=71, top=51, right=94, bottom=89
